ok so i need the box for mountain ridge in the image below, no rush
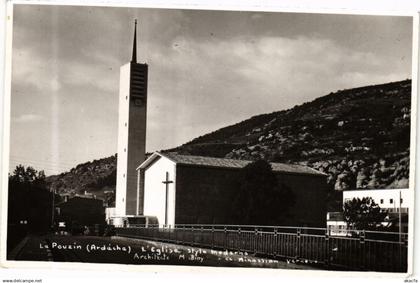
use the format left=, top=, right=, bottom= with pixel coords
left=45, top=79, right=412, bottom=208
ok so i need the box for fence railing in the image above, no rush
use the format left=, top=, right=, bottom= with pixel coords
left=115, top=224, right=408, bottom=272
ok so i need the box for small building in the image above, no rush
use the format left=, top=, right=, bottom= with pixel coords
left=55, top=196, right=105, bottom=230
left=343, top=188, right=409, bottom=214
left=326, top=211, right=349, bottom=236
left=75, top=190, right=97, bottom=199
left=105, top=207, right=116, bottom=225
left=327, top=188, right=410, bottom=235
left=134, top=152, right=328, bottom=228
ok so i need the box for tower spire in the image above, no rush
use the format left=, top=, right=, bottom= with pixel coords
left=131, top=19, right=137, bottom=63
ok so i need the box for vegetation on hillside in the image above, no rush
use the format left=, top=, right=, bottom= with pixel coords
left=45, top=155, right=117, bottom=206
left=173, top=80, right=411, bottom=195
left=45, top=80, right=411, bottom=210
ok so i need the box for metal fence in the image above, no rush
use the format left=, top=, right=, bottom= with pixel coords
left=115, top=224, right=408, bottom=272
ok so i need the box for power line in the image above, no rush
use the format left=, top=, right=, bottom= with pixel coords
left=9, top=154, right=115, bottom=167
left=9, top=154, right=116, bottom=175
left=9, top=161, right=71, bottom=174
left=9, top=163, right=72, bottom=172
left=9, top=158, right=72, bottom=168
left=9, top=160, right=76, bottom=168
left=10, top=153, right=80, bottom=163
left=9, top=155, right=79, bottom=167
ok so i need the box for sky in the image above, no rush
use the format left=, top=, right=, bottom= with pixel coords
left=9, top=5, right=413, bottom=175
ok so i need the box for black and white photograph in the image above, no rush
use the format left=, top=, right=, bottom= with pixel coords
left=1, top=1, right=417, bottom=276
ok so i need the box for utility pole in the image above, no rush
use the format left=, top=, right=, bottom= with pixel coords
left=399, top=190, right=402, bottom=242
left=398, top=189, right=402, bottom=269
left=51, top=188, right=55, bottom=230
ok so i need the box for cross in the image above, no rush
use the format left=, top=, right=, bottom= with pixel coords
left=162, top=171, right=173, bottom=226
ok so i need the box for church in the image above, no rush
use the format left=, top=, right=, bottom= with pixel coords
left=109, top=21, right=328, bottom=228
left=138, top=151, right=328, bottom=228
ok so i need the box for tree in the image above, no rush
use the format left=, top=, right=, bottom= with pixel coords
left=9, top=164, right=46, bottom=185
left=231, top=160, right=295, bottom=225
left=104, top=191, right=116, bottom=207
left=343, top=197, right=388, bottom=231
left=8, top=165, right=53, bottom=233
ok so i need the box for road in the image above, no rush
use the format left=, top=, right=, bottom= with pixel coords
left=9, top=234, right=316, bottom=269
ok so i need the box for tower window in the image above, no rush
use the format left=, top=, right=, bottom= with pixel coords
left=123, top=174, right=125, bottom=178
left=400, top=198, right=403, bottom=204
left=125, top=122, right=127, bottom=127
left=126, top=96, right=128, bottom=100
left=124, top=148, right=126, bottom=152
left=380, top=199, right=384, bottom=204
left=390, top=199, right=393, bottom=204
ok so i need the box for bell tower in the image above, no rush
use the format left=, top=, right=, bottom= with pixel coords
left=115, top=20, right=148, bottom=217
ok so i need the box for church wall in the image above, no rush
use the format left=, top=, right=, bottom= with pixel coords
left=275, top=173, right=328, bottom=227
left=143, top=157, right=176, bottom=227
left=174, top=165, right=242, bottom=224
left=174, top=165, right=327, bottom=227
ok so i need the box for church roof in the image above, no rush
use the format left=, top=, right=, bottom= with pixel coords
left=139, top=151, right=326, bottom=176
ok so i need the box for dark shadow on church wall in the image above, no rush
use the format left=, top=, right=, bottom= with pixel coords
left=174, top=165, right=327, bottom=227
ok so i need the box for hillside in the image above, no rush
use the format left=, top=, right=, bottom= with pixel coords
left=45, top=155, right=117, bottom=205
left=171, top=79, right=411, bottom=192
left=46, top=79, right=412, bottom=208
